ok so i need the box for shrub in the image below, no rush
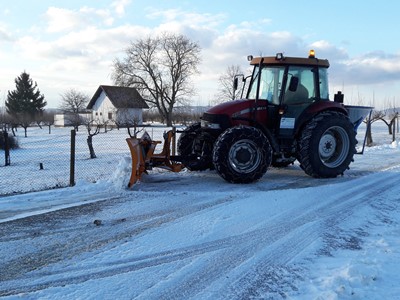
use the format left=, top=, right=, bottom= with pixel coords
left=0, top=131, right=19, bottom=150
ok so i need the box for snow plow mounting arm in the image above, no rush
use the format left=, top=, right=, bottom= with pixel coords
left=126, top=130, right=184, bottom=188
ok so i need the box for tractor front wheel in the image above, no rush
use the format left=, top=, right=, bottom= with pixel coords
left=297, top=111, right=356, bottom=178
left=213, top=126, right=272, bottom=183
left=177, top=122, right=214, bottom=171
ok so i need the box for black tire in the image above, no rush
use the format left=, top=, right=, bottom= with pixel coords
left=177, top=122, right=214, bottom=171
left=212, top=125, right=272, bottom=183
left=297, top=111, right=356, bottom=178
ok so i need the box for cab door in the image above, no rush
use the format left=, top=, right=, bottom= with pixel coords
left=247, top=66, right=285, bottom=130
left=278, top=66, right=318, bottom=138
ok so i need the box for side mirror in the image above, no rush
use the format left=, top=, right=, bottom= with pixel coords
left=288, top=76, right=299, bottom=92
left=233, top=77, right=239, bottom=91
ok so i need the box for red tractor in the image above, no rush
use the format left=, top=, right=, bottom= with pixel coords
left=178, top=50, right=372, bottom=183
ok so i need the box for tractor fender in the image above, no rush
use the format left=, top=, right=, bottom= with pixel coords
left=294, top=101, right=348, bottom=136
left=232, top=118, right=280, bottom=153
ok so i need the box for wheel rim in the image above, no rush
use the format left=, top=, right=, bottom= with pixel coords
left=228, top=139, right=261, bottom=174
left=318, top=126, right=349, bottom=168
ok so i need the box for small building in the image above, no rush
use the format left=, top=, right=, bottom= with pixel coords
left=54, top=112, right=91, bottom=127
left=87, top=85, right=149, bottom=126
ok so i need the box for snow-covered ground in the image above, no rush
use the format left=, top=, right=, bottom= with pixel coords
left=0, top=126, right=171, bottom=195
left=1, top=122, right=400, bottom=299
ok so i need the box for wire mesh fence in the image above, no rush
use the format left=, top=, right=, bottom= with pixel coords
left=0, top=125, right=178, bottom=196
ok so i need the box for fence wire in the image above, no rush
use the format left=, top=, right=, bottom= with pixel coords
left=0, top=126, right=177, bottom=196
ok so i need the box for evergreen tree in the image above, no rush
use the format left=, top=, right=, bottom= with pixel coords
left=6, top=71, right=46, bottom=117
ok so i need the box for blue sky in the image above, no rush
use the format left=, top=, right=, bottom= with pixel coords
left=1, top=0, right=400, bottom=108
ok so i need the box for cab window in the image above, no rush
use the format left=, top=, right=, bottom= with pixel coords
left=284, top=66, right=316, bottom=104
left=319, top=68, right=329, bottom=99
left=247, top=66, right=284, bottom=105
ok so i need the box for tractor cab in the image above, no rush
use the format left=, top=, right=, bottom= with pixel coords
left=240, top=51, right=332, bottom=138
left=244, top=50, right=330, bottom=103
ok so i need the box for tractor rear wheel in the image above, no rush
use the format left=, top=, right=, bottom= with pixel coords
left=297, top=111, right=356, bottom=178
left=177, top=122, right=214, bottom=171
left=213, top=126, right=272, bottom=183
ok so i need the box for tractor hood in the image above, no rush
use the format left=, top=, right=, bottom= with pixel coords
left=202, top=99, right=268, bottom=131
left=206, top=99, right=259, bottom=115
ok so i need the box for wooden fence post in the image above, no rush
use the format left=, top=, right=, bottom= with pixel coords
left=4, top=131, right=10, bottom=166
left=70, top=129, right=76, bottom=186
left=172, top=126, right=176, bottom=156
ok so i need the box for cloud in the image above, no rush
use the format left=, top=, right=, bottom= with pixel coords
left=145, top=8, right=227, bottom=50
left=297, top=41, right=400, bottom=93
left=44, top=6, right=114, bottom=33
left=147, top=8, right=225, bottom=27
left=205, top=26, right=303, bottom=71
left=309, top=40, right=348, bottom=60
left=45, top=7, right=85, bottom=33
left=16, top=24, right=151, bottom=69
left=4, top=4, right=400, bottom=107
left=336, top=52, right=400, bottom=85
left=111, top=0, right=131, bottom=16
left=147, top=8, right=225, bottom=37
left=0, top=26, right=13, bottom=42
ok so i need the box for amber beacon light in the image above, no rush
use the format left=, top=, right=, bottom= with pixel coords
left=308, top=49, right=315, bottom=58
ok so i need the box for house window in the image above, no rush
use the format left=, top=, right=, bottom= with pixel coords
left=108, top=112, right=113, bottom=120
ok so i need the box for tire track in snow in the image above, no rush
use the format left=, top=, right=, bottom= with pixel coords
left=1, top=170, right=399, bottom=297
left=0, top=195, right=235, bottom=295
left=221, top=171, right=400, bottom=299
left=141, top=171, right=400, bottom=299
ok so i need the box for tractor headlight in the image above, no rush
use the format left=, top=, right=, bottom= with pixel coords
left=201, top=119, right=221, bottom=129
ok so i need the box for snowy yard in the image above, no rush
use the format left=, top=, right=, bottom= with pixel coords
left=1, top=122, right=400, bottom=299
left=0, top=126, right=173, bottom=195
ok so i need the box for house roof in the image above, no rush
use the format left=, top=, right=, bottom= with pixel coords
left=87, top=85, right=149, bottom=109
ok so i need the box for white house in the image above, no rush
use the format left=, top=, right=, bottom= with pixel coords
left=87, top=85, right=149, bottom=126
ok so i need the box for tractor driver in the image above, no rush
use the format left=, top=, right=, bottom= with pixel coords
left=284, top=69, right=312, bottom=104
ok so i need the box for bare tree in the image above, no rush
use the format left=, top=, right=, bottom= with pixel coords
left=113, top=108, right=144, bottom=138
left=60, top=89, right=89, bottom=113
left=364, top=110, right=384, bottom=146
left=214, top=65, right=244, bottom=105
left=59, top=89, right=90, bottom=131
left=143, top=109, right=163, bottom=124
left=379, top=111, right=398, bottom=138
left=7, top=114, right=19, bottom=137
left=64, top=114, right=86, bottom=132
left=0, top=107, right=7, bottom=131
left=378, top=98, right=398, bottom=139
left=112, top=33, right=201, bottom=126
left=17, top=112, right=35, bottom=137
left=41, top=110, right=55, bottom=134
left=84, top=120, right=102, bottom=159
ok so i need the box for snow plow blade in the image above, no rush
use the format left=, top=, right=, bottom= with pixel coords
left=126, top=130, right=183, bottom=188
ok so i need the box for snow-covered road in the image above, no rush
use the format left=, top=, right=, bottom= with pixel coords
left=1, top=142, right=400, bottom=299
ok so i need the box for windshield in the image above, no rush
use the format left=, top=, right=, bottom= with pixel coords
left=247, top=66, right=285, bottom=105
